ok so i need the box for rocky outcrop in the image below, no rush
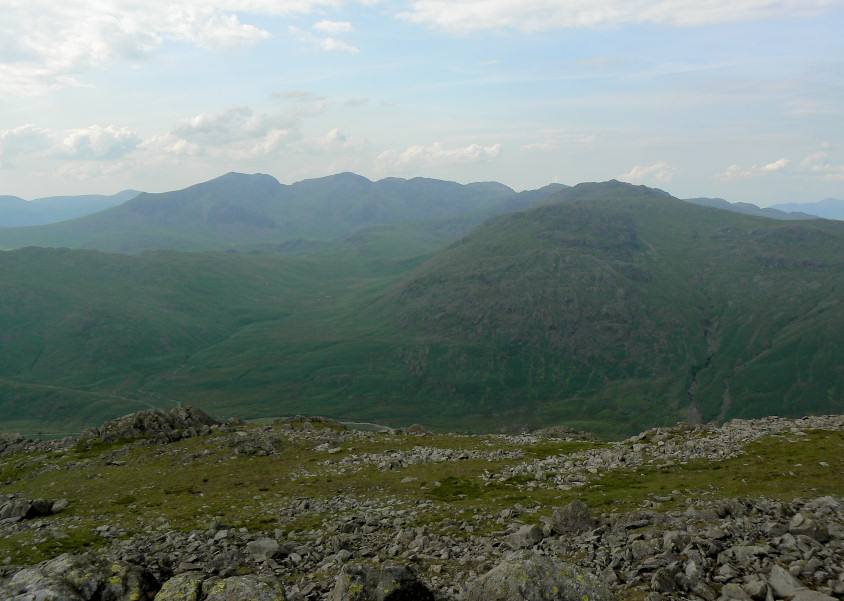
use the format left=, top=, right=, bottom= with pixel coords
left=82, top=406, right=220, bottom=444
left=0, top=494, right=67, bottom=522
left=464, top=551, right=614, bottom=601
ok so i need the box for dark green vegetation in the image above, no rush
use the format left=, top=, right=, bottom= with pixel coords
left=0, top=176, right=842, bottom=438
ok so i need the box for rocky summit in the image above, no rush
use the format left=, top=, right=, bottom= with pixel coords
left=0, top=409, right=842, bottom=601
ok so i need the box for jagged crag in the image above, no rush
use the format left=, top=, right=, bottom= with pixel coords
left=1, top=409, right=842, bottom=601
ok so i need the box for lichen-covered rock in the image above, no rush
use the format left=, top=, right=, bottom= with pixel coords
left=465, top=552, right=614, bottom=601
left=0, top=553, right=158, bottom=601
left=328, top=564, right=434, bottom=601
left=203, top=575, right=286, bottom=601
left=153, top=573, right=203, bottom=601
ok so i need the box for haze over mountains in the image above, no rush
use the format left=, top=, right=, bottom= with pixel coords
left=0, top=173, right=842, bottom=438
left=0, top=190, right=139, bottom=227
left=770, top=198, right=844, bottom=221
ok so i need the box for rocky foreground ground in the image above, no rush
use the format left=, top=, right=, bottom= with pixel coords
left=0, top=409, right=842, bottom=601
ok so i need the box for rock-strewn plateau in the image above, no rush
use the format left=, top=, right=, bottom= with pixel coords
left=0, top=410, right=842, bottom=601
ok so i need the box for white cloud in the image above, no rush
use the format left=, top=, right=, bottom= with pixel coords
left=799, top=149, right=844, bottom=182
left=522, top=141, right=558, bottom=152
left=0, top=124, right=53, bottom=167
left=398, top=0, right=842, bottom=33
left=294, top=128, right=363, bottom=154
left=759, top=158, right=789, bottom=172
left=344, top=97, right=369, bottom=107
left=171, top=106, right=269, bottom=143
left=717, top=158, right=790, bottom=180
left=56, top=125, right=141, bottom=160
left=144, top=99, right=333, bottom=160
left=620, top=161, right=677, bottom=184
left=0, top=0, right=378, bottom=95
left=376, top=142, right=502, bottom=172
left=314, top=20, right=354, bottom=33
left=289, top=26, right=360, bottom=53
left=56, top=160, right=130, bottom=181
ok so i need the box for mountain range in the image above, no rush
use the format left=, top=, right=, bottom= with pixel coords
left=0, top=190, right=139, bottom=227
left=0, top=174, right=842, bottom=438
left=0, top=173, right=524, bottom=253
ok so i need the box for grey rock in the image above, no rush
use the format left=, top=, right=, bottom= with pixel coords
left=789, top=514, right=830, bottom=543
left=743, top=580, right=768, bottom=601
left=464, top=551, right=614, bottom=601
left=0, top=553, right=158, bottom=601
left=328, top=564, right=433, bottom=601
left=769, top=565, right=807, bottom=600
left=721, top=583, right=753, bottom=601
left=790, top=592, right=837, bottom=601
left=541, top=500, right=597, bottom=535
left=153, top=573, right=203, bottom=601
left=651, top=568, right=676, bottom=593
left=246, top=538, right=280, bottom=562
left=90, top=406, right=219, bottom=444
left=507, top=524, right=543, bottom=549
left=204, top=575, right=286, bottom=601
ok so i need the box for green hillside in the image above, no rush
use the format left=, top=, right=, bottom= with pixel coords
left=0, top=247, right=387, bottom=434
left=1, top=181, right=842, bottom=439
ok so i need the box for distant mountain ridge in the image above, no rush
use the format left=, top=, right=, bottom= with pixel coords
left=684, top=197, right=820, bottom=220
left=769, top=198, right=844, bottom=221
left=0, top=172, right=523, bottom=253
left=0, top=190, right=140, bottom=227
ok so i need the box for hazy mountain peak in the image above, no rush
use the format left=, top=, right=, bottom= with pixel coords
left=769, top=197, right=844, bottom=221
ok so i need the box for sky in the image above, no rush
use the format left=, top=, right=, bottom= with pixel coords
left=1, top=1, right=843, bottom=206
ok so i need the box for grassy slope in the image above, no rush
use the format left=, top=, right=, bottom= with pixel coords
left=0, top=247, right=385, bottom=434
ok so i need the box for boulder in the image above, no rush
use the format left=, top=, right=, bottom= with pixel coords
left=247, top=538, right=281, bottom=562
left=204, top=575, right=286, bottom=601
left=154, top=573, right=203, bottom=601
left=540, top=499, right=597, bottom=536
left=0, top=553, right=158, bottom=601
left=507, top=524, right=543, bottom=549
left=768, top=565, right=806, bottom=600
left=328, top=564, right=434, bottom=601
left=465, top=551, right=614, bottom=601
